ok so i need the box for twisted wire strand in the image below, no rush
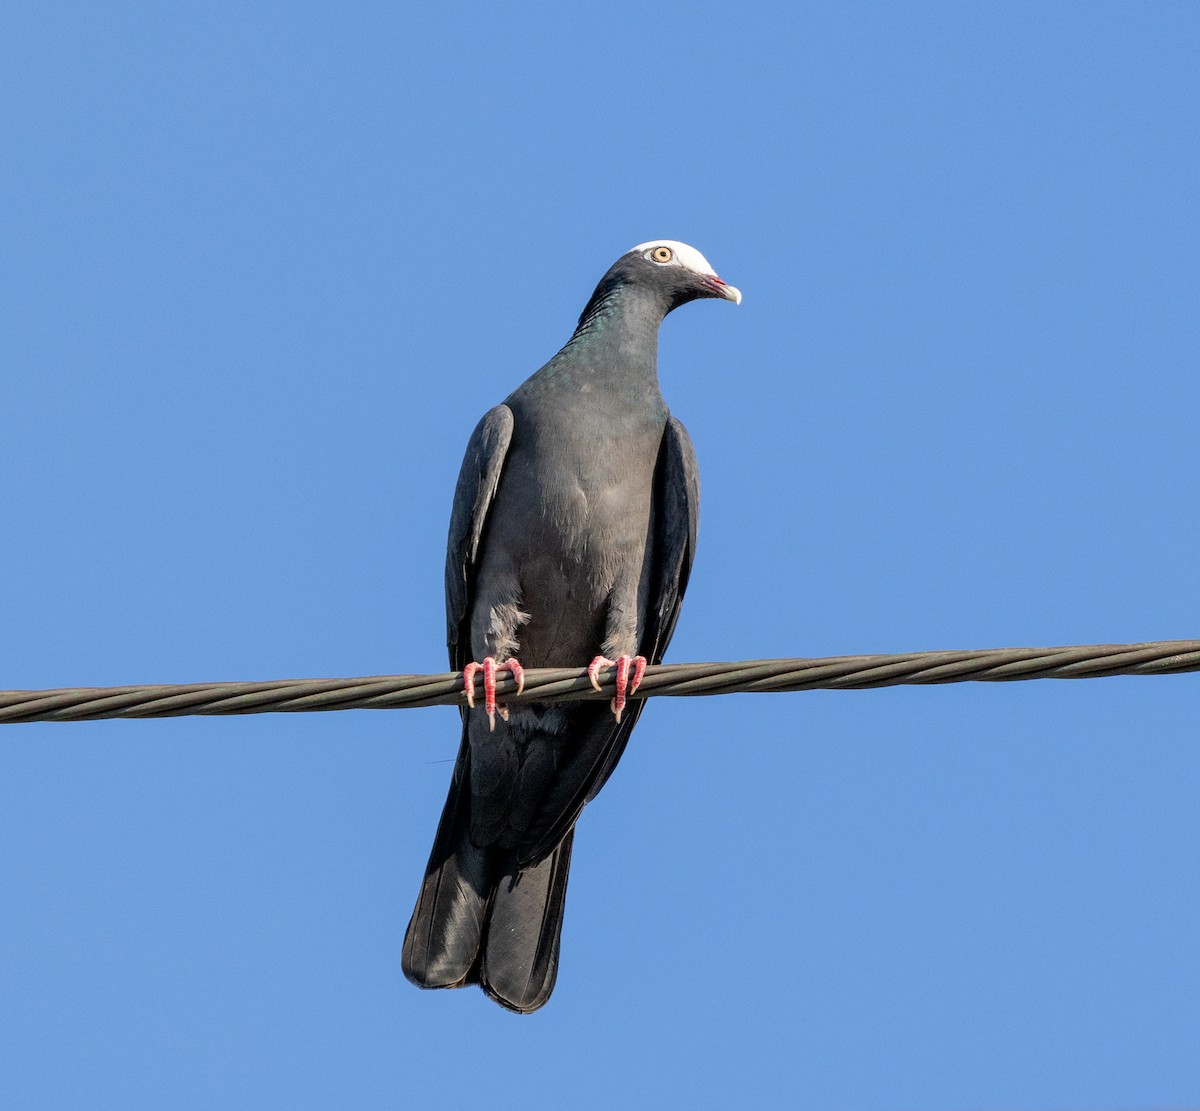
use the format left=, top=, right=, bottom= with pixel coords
left=1, top=639, right=1197, bottom=725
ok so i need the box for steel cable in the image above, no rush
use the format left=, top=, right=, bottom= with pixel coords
left=1, top=639, right=1197, bottom=724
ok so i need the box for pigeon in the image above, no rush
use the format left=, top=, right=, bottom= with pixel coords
left=402, top=241, right=741, bottom=1013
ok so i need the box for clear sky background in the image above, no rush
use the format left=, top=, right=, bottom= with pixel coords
left=3, top=2, right=1198, bottom=1108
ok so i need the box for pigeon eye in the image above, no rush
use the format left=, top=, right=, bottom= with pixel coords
left=649, top=246, right=674, bottom=263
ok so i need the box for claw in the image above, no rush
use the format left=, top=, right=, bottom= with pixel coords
left=612, top=655, right=630, bottom=722
left=483, top=657, right=497, bottom=729
left=629, top=656, right=647, bottom=695
left=588, top=655, right=612, bottom=693
left=462, top=657, right=523, bottom=732
left=462, top=662, right=481, bottom=709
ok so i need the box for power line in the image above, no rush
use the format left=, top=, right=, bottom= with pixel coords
left=2, top=639, right=1197, bottom=725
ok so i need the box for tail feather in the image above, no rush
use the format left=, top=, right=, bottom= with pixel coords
left=403, top=747, right=574, bottom=1012
left=481, top=830, right=573, bottom=1014
left=402, top=754, right=491, bottom=988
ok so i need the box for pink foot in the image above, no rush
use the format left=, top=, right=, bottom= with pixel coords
left=587, top=655, right=647, bottom=723
left=462, top=657, right=525, bottom=731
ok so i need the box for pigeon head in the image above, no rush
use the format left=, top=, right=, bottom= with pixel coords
left=622, top=240, right=742, bottom=309
left=575, top=240, right=741, bottom=334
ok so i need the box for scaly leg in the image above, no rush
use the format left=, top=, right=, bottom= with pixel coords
left=462, top=657, right=525, bottom=731
left=587, top=654, right=647, bottom=723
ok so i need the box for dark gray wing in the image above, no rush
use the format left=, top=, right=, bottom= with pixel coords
left=516, top=414, right=701, bottom=863
left=445, top=404, right=514, bottom=671
left=639, top=414, right=701, bottom=668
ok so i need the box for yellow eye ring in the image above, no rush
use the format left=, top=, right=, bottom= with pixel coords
left=650, top=246, right=674, bottom=263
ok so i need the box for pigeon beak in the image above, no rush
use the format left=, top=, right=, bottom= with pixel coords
left=707, top=276, right=742, bottom=305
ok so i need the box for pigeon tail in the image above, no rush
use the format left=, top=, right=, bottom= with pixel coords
left=401, top=751, right=490, bottom=988
left=402, top=747, right=573, bottom=1013
left=480, top=830, right=573, bottom=1013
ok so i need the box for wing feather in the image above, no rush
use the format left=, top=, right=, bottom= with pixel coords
left=444, top=405, right=515, bottom=671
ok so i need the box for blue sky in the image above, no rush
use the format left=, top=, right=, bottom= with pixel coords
left=3, top=2, right=1198, bottom=1107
